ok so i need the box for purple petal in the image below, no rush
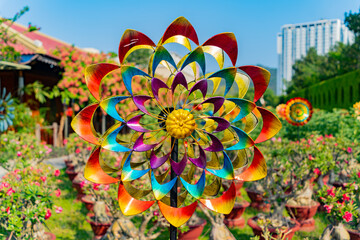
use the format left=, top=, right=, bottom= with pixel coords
left=201, top=97, right=225, bottom=114
left=204, top=132, right=224, bottom=152
left=127, top=115, right=150, bottom=132
left=150, top=151, right=170, bottom=169
left=188, top=79, right=207, bottom=99
left=171, top=72, right=188, bottom=92
left=203, top=117, right=230, bottom=132
left=170, top=154, right=187, bottom=175
left=188, top=145, right=206, bottom=168
left=133, top=134, right=158, bottom=152
left=133, top=95, right=153, bottom=115
left=151, top=78, right=169, bottom=101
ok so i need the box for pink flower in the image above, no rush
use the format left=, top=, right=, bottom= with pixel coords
left=343, top=194, right=350, bottom=202
left=6, top=188, right=15, bottom=196
left=87, top=146, right=92, bottom=151
left=357, top=172, right=360, bottom=178
left=277, top=137, right=282, bottom=142
left=103, top=185, right=110, bottom=191
left=45, top=209, right=52, bottom=220
left=63, top=139, right=68, bottom=145
left=55, top=188, right=61, bottom=197
left=316, top=136, right=323, bottom=142
left=6, top=207, right=10, bottom=214
left=335, top=143, right=338, bottom=147
left=309, top=155, right=315, bottom=161
left=347, top=147, right=353, bottom=153
left=343, top=211, right=353, bottom=222
left=314, top=168, right=321, bottom=175
left=17, top=151, right=22, bottom=157
left=153, top=210, right=159, bottom=216
left=40, top=176, right=47, bottom=182
left=55, top=206, right=63, bottom=214
left=54, top=169, right=60, bottom=177
left=271, top=137, right=276, bottom=142
left=80, top=180, right=88, bottom=188
left=13, top=169, right=20, bottom=174
left=93, top=183, right=100, bottom=191
left=34, top=182, right=40, bottom=186
left=1, top=182, right=10, bottom=188
left=327, top=187, right=335, bottom=197
left=75, top=148, right=81, bottom=154
left=324, top=204, right=333, bottom=213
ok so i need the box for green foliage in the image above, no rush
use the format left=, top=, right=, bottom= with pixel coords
left=23, top=81, right=60, bottom=104
left=279, top=108, right=360, bottom=141
left=0, top=131, right=52, bottom=171
left=10, top=101, right=37, bottom=133
left=124, top=49, right=152, bottom=67
left=345, top=8, right=360, bottom=36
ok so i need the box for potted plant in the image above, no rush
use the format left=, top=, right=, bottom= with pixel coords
left=87, top=201, right=112, bottom=240
left=317, top=184, right=359, bottom=240
left=346, top=169, right=360, bottom=240
left=224, top=197, right=250, bottom=228
left=0, top=165, right=62, bottom=239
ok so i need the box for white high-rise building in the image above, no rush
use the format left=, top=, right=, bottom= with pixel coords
left=276, top=19, right=354, bottom=95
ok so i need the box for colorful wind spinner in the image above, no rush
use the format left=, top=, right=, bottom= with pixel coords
left=0, top=88, right=15, bottom=132
left=71, top=17, right=282, bottom=227
left=285, top=97, right=313, bottom=126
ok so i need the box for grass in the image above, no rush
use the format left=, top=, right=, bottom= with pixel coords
left=46, top=170, right=329, bottom=239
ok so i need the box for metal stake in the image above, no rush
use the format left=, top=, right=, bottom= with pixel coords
left=170, top=137, right=178, bottom=240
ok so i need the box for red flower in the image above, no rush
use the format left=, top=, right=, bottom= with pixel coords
left=93, top=183, right=100, bottom=191
left=357, top=172, right=360, bottom=178
left=55, top=188, right=61, bottom=197
left=347, top=147, right=353, bottom=153
left=153, top=210, right=159, bottom=216
left=45, top=209, right=52, bottom=220
left=343, top=211, right=353, bottom=222
left=327, top=187, right=335, bottom=197
left=54, top=169, right=60, bottom=177
left=313, top=168, right=321, bottom=175
left=5, top=207, right=10, bottom=214
left=343, top=194, right=350, bottom=202
left=40, top=176, right=47, bottom=182
left=75, top=148, right=81, bottom=154
left=324, top=204, right=333, bottom=213
left=87, top=146, right=92, bottom=151
left=6, top=188, right=15, bottom=196
left=308, top=155, right=315, bottom=161
left=103, top=185, right=110, bottom=191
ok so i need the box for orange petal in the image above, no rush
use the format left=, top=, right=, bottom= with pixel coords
left=199, top=181, right=236, bottom=214
left=235, top=146, right=267, bottom=181
left=254, top=107, right=282, bottom=144
left=158, top=201, right=198, bottom=227
left=118, top=182, right=155, bottom=215
left=71, top=103, right=100, bottom=145
left=85, top=63, right=120, bottom=101
left=84, top=147, right=119, bottom=184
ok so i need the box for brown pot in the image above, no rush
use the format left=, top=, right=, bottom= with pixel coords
left=81, top=195, right=96, bottom=211
left=86, top=213, right=112, bottom=240
left=247, top=217, right=300, bottom=240
left=348, top=229, right=360, bottom=240
left=224, top=201, right=250, bottom=228
left=65, top=169, right=78, bottom=182
left=246, top=188, right=270, bottom=212
left=285, top=202, right=320, bottom=231
left=178, top=218, right=206, bottom=240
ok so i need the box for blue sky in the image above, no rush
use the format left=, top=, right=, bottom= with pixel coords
left=0, top=0, right=359, bottom=68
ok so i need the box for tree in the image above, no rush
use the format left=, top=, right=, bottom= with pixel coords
left=345, top=8, right=360, bottom=36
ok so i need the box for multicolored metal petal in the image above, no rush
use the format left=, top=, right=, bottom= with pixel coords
left=121, top=152, right=150, bottom=181
left=180, top=171, right=205, bottom=199
left=235, top=146, right=267, bottom=181
left=254, top=107, right=282, bottom=144
left=161, top=16, right=199, bottom=45
left=206, top=151, right=234, bottom=180
left=121, top=66, right=150, bottom=95
left=238, top=66, right=270, bottom=103
left=151, top=171, right=177, bottom=200
left=100, top=96, right=130, bottom=122
left=158, top=201, right=198, bottom=227
left=202, top=33, right=238, bottom=66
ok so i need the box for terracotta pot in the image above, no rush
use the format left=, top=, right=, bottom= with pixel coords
left=246, top=188, right=270, bottom=212
left=81, top=195, right=96, bottom=211
left=65, top=169, right=78, bottom=182
left=178, top=218, right=206, bottom=240
left=285, top=202, right=320, bottom=231
left=224, top=201, right=250, bottom=228
left=247, top=217, right=300, bottom=240
left=348, top=229, right=360, bottom=240
left=72, top=181, right=85, bottom=200
left=86, top=213, right=112, bottom=240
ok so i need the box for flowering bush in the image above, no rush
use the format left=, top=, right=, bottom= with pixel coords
left=0, top=164, right=62, bottom=239
left=317, top=185, right=358, bottom=225
left=52, top=46, right=144, bottom=116
left=0, top=131, right=52, bottom=171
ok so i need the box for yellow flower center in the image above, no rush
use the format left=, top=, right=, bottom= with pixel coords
left=165, top=109, right=196, bottom=139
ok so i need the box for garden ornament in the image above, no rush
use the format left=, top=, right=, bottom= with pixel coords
left=0, top=88, right=15, bottom=132
left=285, top=97, right=313, bottom=126
left=71, top=16, right=281, bottom=238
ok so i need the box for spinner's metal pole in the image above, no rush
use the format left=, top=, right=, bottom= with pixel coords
left=170, top=137, right=178, bottom=240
